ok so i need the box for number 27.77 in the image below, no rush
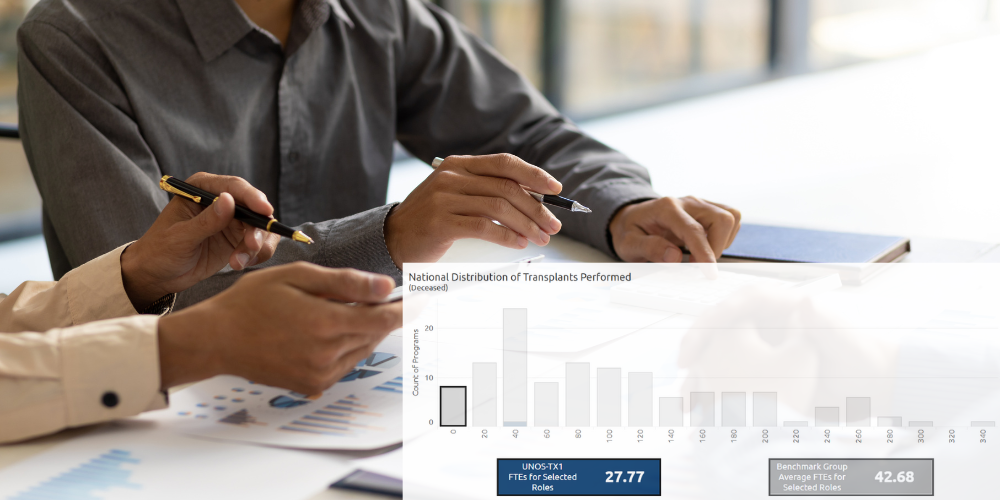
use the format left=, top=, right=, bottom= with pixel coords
left=605, top=471, right=644, bottom=483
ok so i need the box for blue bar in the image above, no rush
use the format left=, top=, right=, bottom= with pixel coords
left=302, top=415, right=352, bottom=424
left=497, top=459, right=660, bottom=496
left=326, top=405, right=358, bottom=412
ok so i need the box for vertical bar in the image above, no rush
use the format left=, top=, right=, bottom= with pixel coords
left=597, top=368, right=621, bottom=427
left=846, top=397, right=871, bottom=427
left=534, top=382, right=559, bottom=427
left=659, top=397, right=683, bottom=427
left=972, top=421, right=996, bottom=427
left=753, top=392, right=777, bottom=427
left=503, top=308, right=527, bottom=427
left=816, top=407, right=839, bottom=428
left=440, top=386, right=467, bottom=427
left=722, top=393, right=747, bottom=427
left=767, top=0, right=780, bottom=70
left=689, top=0, right=705, bottom=73
left=769, top=0, right=812, bottom=75
left=691, top=392, right=715, bottom=427
left=565, top=363, right=590, bottom=427
left=472, top=362, right=497, bottom=427
left=909, top=421, right=933, bottom=427
left=628, top=372, right=653, bottom=427
left=877, top=417, right=902, bottom=427
left=541, top=0, right=566, bottom=110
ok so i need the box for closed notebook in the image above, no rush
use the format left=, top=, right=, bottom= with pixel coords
left=722, top=224, right=910, bottom=263
left=720, top=224, right=910, bottom=283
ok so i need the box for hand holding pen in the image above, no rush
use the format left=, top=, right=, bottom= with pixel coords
left=383, top=154, right=589, bottom=268
left=123, top=173, right=283, bottom=308
left=160, top=175, right=313, bottom=244
left=431, top=157, right=590, bottom=213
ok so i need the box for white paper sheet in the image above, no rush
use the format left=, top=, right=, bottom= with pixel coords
left=141, top=336, right=402, bottom=450
left=0, top=421, right=352, bottom=500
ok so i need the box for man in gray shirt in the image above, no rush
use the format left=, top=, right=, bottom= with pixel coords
left=18, top=0, right=740, bottom=308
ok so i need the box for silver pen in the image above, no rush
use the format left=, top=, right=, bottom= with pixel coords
left=430, top=157, right=591, bottom=213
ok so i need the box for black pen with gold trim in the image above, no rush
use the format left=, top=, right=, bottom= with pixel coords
left=159, top=175, right=314, bottom=244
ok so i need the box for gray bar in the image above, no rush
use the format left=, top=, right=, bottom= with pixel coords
left=722, top=392, right=746, bottom=427
left=753, top=393, right=777, bottom=427
left=534, top=382, right=559, bottom=427
left=816, top=407, right=839, bottom=428
left=846, top=397, right=871, bottom=427
left=691, top=392, right=715, bottom=427
left=472, top=362, right=497, bottom=427
left=565, top=363, right=590, bottom=427
left=877, top=417, right=903, bottom=427
left=659, top=398, right=683, bottom=427
left=597, top=368, right=621, bottom=427
left=502, top=308, right=527, bottom=427
left=909, top=421, right=933, bottom=427
left=628, top=372, right=653, bottom=427
left=440, top=387, right=466, bottom=426
left=783, top=421, right=808, bottom=427
left=770, top=458, right=934, bottom=496
left=972, top=421, right=996, bottom=427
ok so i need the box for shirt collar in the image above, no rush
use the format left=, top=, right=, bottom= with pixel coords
left=177, top=0, right=354, bottom=62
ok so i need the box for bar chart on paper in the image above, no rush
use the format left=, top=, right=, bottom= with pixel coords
left=402, top=263, right=1000, bottom=499
left=6, top=449, right=142, bottom=500
left=142, top=336, right=404, bottom=450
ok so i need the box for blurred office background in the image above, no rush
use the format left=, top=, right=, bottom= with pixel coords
left=1, top=0, right=999, bottom=288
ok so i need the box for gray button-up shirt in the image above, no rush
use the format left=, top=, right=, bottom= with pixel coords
left=17, top=0, right=659, bottom=308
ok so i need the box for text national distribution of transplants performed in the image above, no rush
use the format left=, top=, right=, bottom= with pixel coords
left=408, top=271, right=633, bottom=283
left=400, top=262, right=998, bottom=499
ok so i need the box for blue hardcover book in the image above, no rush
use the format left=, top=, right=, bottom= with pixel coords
left=722, top=224, right=910, bottom=264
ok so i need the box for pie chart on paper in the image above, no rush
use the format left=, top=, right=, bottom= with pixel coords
left=339, top=352, right=400, bottom=382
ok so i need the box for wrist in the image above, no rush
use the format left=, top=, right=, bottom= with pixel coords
left=157, top=308, right=221, bottom=389
left=120, top=242, right=163, bottom=311
left=383, top=205, right=403, bottom=269
left=607, top=201, right=640, bottom=259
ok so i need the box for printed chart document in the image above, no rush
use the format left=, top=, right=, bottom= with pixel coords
left=0, top=422, right=353, bottom=499
left=142, top=336, right=402, bottom=450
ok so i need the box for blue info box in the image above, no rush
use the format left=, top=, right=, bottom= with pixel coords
left=497, top=459, right=660, bottom=496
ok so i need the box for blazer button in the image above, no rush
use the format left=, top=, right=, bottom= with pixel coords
left=102, top=391, right=120, bottom=408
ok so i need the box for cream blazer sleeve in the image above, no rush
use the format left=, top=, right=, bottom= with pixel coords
left=0, top=244, right=168, bottom=443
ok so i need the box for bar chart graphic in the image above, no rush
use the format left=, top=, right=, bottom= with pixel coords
left=403, top=263, right=1000, bottom=500
left=406, top=263, right=999, bottom=435
left=431, top=306, right=995, bottom=431
left=9, top=449, right=142, bottom=500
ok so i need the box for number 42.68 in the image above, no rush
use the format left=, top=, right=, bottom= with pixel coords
left=875, top=471, right=914, bottom=483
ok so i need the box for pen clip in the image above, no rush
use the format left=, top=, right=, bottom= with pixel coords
left=159, top=175, right=202, bottom=204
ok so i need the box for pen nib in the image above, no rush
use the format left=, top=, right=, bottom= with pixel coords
left=292, top=231, right=315, bottom=244
left=572, top=202, right=592, bottom=213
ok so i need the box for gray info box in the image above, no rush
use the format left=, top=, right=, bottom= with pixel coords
left=769, top=458, right=933, bottom=496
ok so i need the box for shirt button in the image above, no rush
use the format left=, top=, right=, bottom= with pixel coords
left=288, top=151, right=300, bottom=162
left=102, top=391, right=120, bottom=408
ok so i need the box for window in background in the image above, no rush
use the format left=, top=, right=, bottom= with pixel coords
left=443, top=0, right=769, bottom=119
left=439, top=0, right=543, bottom=88
left=0, top=0, right=40, bottom=242
left=563, top=0, right=769, bottom=117
left=810, top=0, right=1000, bottom=69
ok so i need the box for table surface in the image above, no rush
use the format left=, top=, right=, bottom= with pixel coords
left=3, top=35, right=999, bottom=499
